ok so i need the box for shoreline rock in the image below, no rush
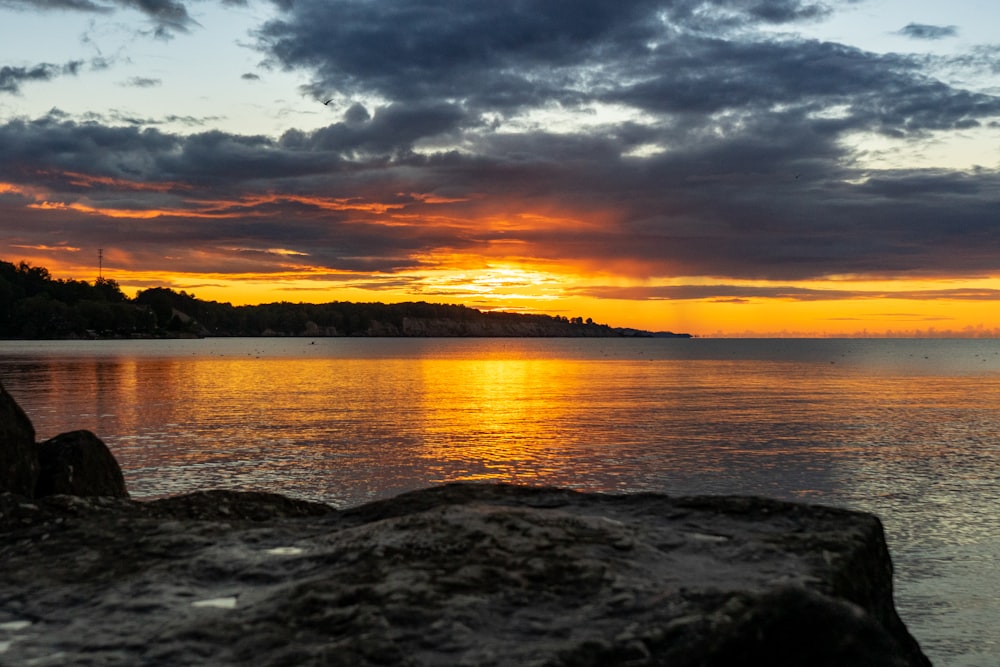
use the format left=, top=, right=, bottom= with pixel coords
left=1, top=380, right=128, bottom=500
left=0, top=382, right=38, bottom=496
left=0, top=484, right=930, bottom=666
left=0, top=382, right=929, bottom=665
left=36, top=429, right=129, bottom=498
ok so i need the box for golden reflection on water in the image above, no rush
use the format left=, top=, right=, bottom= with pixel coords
left=6, top=339, right=998, bottom=513
left=4, top=338, right=1000, bottom=667
left=414, top=358, right=582, bottom=483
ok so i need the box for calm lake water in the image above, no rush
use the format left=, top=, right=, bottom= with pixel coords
left=2, top=337, right=998, bottom=666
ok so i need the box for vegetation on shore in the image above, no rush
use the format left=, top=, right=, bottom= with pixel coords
left=0, top=259, right=688, bottom=339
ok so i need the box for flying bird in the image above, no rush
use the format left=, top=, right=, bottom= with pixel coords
left=322, top=99, right=333, bottom=105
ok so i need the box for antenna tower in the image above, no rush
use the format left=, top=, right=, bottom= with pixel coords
left=98, top=248, right=103, bottom=280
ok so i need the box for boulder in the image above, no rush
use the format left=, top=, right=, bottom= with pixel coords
left=0, top=381, right=38, bottom=496
left=0, top=483, right=930, bottom=666
left=35, top=429, right=129, bottom=498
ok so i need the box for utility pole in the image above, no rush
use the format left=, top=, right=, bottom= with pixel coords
left=98, top=248, right=103, bottom=280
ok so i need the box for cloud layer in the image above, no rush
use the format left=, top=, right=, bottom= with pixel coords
left=2, top=0, right=1000, bottom=313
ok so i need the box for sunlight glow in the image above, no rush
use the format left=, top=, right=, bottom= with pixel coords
left=11, top=245, right=1000, bottom=337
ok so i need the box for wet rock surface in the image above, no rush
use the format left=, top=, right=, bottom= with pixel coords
left=35, top=429, right=130, bottom=499
left=0, top=382, right=37, bottom=496
left=0, top=381, right=930, bottom=665
left=0, top=483, right=930, bottom=666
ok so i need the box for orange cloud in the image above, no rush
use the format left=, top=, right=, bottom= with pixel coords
left=10, top=244, right=80, bottom=253
left=53, top=171, right=187, bottom=193
left=0, top=182, right=47, bottom=199
left=18, top=185, right=461, bottom=222
left=28, top=201, right=167, bottom=219
left=197, top=192, right=410, bottom=215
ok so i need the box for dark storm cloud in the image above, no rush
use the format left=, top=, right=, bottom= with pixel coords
left=121, top=76, right=161, bottom=87
left=0, top=114, right=350, bottom=188
left=293, top=102, right=468, bottom=156
left=0, top=114, right=179, bottom=176
left=4, top=0, right=1000, bottom=287
left=0, top=114, right=473, bottom=274
left=0, top=61, right=83, bottom=94
left=259, top=0, right=833, bottom=103
left=259, top=0, right=677, bottom=112
left=613, top=39, right=1000, bottom=137
left=3, top=106, right=1000, bottom=282
left=0, top=0, right=110, bottom=11
left=899, top=23, right=957, bottom=40
left=2, top=0, right=203, bottom=35
left=75, top=109, right=223, bottom=127
left=259, top=0, right=1000, bottom=144
left=121, top=0, right=197, bottom=35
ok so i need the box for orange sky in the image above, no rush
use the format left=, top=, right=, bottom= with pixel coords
left=7, top=168, right=1000, bottom=337
left=12, top=241, right=1000, bottom=337
left=8, top=168, right=1000, bottom=337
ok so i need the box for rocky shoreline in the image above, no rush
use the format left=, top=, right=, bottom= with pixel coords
left=1, top=382, right=930, bottom=666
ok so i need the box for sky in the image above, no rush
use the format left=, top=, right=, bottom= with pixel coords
left=1, top=0, right=1000, bottom=336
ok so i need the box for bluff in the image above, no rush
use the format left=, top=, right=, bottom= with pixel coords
left=1, top=260, right=693, bottom=339
left=0, top=386, right=929, bottom=666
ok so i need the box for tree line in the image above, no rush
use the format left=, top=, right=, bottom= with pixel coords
left=0, top=260, right=616, bottom=338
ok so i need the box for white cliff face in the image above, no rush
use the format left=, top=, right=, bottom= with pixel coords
left=391, top=316, right=619, bottom=336
left=0, top=483, right=929, bottom=666
left=400, top=316, right=560, bottom=336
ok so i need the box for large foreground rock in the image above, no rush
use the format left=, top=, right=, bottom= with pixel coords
left=35, top=429, right=129, bottom=498
left=0, top=381, right=37, bottom=496
left=0, top=483, right=930, bottom=666
left=1, top=384, right=126, bottom=500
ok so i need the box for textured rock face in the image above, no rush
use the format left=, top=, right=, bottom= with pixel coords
left=0, top=381, right=37, bottom=496
left=35, top=429, right=130, bottom=498
left=0, top=385, right=126, bottom=500
left=0, top=483, right=930, bottom=666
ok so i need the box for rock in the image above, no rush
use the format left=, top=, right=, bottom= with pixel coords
left=0, top=381, right=38, bottom=496
left=0, top=483, right=930, bottom=666
left=35, top=430, right=129, bottom=498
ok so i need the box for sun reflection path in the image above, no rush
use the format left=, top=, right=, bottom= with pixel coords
left=414, top=358, right=577, bottom=483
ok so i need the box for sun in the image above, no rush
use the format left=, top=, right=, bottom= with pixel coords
left=412, top=264, right=565, bottom=310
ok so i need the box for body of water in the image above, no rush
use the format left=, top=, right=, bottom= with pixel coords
left=1, top=337, right=998, bottom=666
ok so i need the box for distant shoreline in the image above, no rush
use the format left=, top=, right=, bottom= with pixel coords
left=0, top=330, right=694, bottom=341
left=1, top=258, right=692, bottom=340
